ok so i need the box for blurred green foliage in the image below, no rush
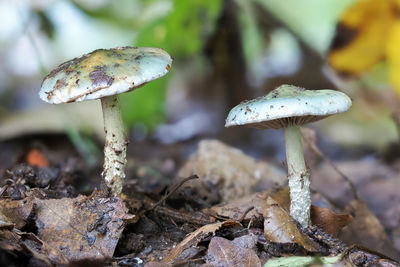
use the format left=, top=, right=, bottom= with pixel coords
left=59, top=0, right=221, bottom=129
left=120, top=0, right=222, bottom=128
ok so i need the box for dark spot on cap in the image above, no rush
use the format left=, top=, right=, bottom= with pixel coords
left=54, top=79, right=67, bottom=90
left=134, top=55, right=142, bottom=60
left=270, top=105, right=274, bottom=108
left=45, top=91, right=54, bottom=100
left=65, top=67, right=74, bottom=74
left=89, top=68, right=114, bottom=88
left=76, top=79, right=80, bottom=85
left=166, top=64, right=171, bottom=71
left=281, top=105, right=284, bottom=108
left=114, top=63, right=120, bottom=68
left=246, top=106, right=252, bottom=112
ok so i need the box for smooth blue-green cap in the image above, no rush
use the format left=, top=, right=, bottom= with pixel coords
left=225, top=84, right=352, bottom=129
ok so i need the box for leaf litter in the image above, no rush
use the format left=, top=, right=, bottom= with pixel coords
left=0, top=135, right=399, bottom=266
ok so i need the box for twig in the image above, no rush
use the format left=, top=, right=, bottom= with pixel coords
left=146, top=174, right=199, bottom=212
left=238, top=206, right=254, bottom=223
left=302, top=133, right=360, bottom=200
left=153, top=205, right=214, bottom=226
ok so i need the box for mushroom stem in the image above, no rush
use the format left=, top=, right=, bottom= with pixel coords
left=101, top=95, right=127, bottom=196
left=283, top=125, right=311, bottom=227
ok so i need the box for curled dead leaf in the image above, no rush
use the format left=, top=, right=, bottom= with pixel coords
left=311, top=205, right=353, bottom=237
left=162, top=220, right=240, bottom=265
left=264, top=197, right=320, bottom=253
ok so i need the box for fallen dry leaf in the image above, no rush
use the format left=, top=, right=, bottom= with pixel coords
left=0, top=229, right=68, bottom=265
left=162, top=220, right=240, bottom=265
left=339, top=200, right=399, bottom=261
left=311, top=205, right=353, bottom=237
left=264, top=197, right=319, bottom=253
left=21, top=231, right=68, bottom=265
left=177, top=139, right=285, bottom=202
left=343, top=245, right=399, bottom=266
left=0, top=196, right=34, bottom=229
left=0, top=229, right=24, bottom=253
left=34, top=195, right=134, bottom=262
left=206, top=236, right=261, bottom=267
left=206, top=187, right=290, bottom=223
left=205, top=191, right=270, bottom=222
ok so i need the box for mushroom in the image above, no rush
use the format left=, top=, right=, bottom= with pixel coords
left=225, top=84, right=352, bottom=227
left=39, top=47, right=172, bottom=196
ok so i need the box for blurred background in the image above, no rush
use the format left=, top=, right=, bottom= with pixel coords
left=1, top=0, right=399, bottom=160
left=1, top=0, right=400, bottom=255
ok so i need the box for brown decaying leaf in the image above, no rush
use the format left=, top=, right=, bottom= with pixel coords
left=0, top=196, right=34, bottom=229
left=311, top=206, right=353, bottom=237
left=206, top=236, right=261, bottom=267
left=205, top=191, right=270, bottom=222
left=339, top=199, right=400, bottom=261
left=206, top=187, right=290, bottom=223
left=177, top=139, right=285, bottom=202
left=343, top=245, right=399, bottom=266
left=22, top=231, right=69, bottom=265
left=0, top=229, right=68, bottom=265
left=264, top=197, right=319, bottom=253
left=162, top=220, right=240, bottom=265
left=35, top=195, right=134, bottom=262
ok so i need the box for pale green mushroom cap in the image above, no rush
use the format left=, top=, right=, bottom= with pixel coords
left=225, top=84, right=352, bottom=129
left=39, top=47, right=172, bottom=104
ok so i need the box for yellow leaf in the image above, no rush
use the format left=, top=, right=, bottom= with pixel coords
left=328, top=0, right=397, bottom=74
left=386, top=21, right=400, bottom=95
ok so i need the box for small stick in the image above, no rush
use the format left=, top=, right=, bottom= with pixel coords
left=302, top=133, right=360, bottom=200
left=238, top=206, right=254, bottom=223
left=154, top=205, right=214, bottom=225
left=147, top=174, right=199, bottom=212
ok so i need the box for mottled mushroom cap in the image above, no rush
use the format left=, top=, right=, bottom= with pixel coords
left=39, top=47, right=172, bottom=104
left=225, top=84, right=352, bottom=129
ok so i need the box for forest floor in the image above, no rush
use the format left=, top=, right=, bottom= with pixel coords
left=0, top=131, right=399, bottom=266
